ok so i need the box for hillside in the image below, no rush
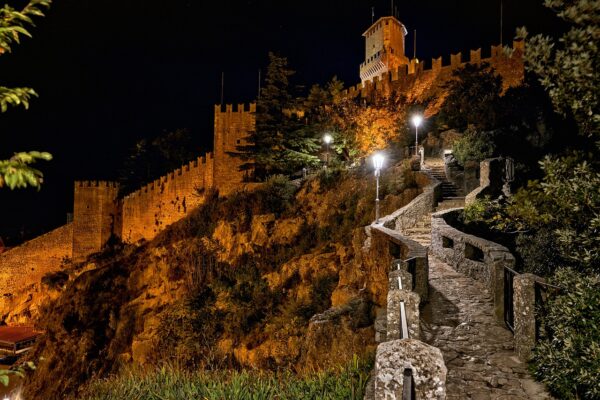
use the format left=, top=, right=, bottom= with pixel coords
left=21, top=159, right=421, bottom=399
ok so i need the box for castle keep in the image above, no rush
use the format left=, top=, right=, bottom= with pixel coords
left=0, top=13, right=524, bottom=322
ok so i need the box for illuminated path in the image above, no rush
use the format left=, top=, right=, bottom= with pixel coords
left=420, top=256, right=552, bottom=400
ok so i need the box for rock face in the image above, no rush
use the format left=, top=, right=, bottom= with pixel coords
left=374, top=339, right=447, bottom=400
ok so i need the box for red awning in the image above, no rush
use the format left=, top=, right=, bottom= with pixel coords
left=0, top=326, right=41, bottom=345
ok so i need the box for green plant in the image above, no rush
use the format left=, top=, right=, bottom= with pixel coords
left=452, top=128, right=496, bottom=167
left=515, top=229, right=564, bottom=277
left=260, top=174, right=297, bottom=215
left=78, top=356, right=373, bottom=400
left=531, top=269, right=600, bottom=399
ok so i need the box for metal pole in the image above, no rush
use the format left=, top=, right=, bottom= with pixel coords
left=415, top=126, right=419, bottom=156
left=326, top=142, right=330, bottom=166
left=375, top=170, right=380, bottom=223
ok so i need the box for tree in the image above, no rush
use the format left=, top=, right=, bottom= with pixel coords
left=0, top=0, right=52, bottom=190
left=237, top=53, right=321, bottom=179
left=439, top=63, right=503, bottom=131
left=518, top=0, right=600, bottom=138
left=118, top=128, right=199, bottom=195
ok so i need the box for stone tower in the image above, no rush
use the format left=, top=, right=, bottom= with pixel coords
left=213, top=103, right=255, bottom=196
left=360, top=16, right=409, bottom=83
left=72, top=181, right=120, bottom=261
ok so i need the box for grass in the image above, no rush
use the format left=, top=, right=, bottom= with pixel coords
left=77, top=356, right=372, bottom=400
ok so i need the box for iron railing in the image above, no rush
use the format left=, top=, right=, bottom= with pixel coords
left=503, top=266, right=518, bottom=333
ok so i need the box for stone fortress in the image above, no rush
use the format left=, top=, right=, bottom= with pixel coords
left=0, top=14, right=524, bottom=320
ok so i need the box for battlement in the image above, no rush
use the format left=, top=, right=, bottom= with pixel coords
left=214, top=103, right=257, bottom=114
left=347, top=40, right=524, bottom=95
left=75, top=181, right=119, bottom=189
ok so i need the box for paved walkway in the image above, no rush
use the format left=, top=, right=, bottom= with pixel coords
left=420, top=256, right=551, bottom=400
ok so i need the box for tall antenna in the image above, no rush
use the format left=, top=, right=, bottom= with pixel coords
left=371, top=6, right=375, bottom=24
left=391, top=0, right=393, bottom=16
left=220, top=72, right=224, bottom=106
left=257, top=69, right=261, bottom=99
left=395, top=6, right=398, bottom=19
left=413, top=29, right=417, bottom=59
left=500, top=0, right=503, bottom=45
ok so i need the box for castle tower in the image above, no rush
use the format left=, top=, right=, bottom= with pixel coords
left=72, top=181, right=120, bottom=260
left=360, top=16, right=409, bottom=83
left=213, top=103, right=255, bottom=196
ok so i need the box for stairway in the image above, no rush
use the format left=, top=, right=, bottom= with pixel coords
left=403, top=214, right=432, bottom=247
left=426, top=162, right=465, bottom=211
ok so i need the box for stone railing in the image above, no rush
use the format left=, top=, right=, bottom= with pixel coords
left=380, top=171, right=442, bottom=235
left=465, top=158, right=505, bottom=205
left=370, top=225, right=446, bottom=399
left=430, top=208, right=550, bottom=362
left=368, top=220, right=446, bottom=398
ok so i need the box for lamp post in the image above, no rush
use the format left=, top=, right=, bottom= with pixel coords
left=411, top=115, right=423, bottom=156
left=373, top=153, right=385, bottom=223
left=323, top=134, right=333, bottom=167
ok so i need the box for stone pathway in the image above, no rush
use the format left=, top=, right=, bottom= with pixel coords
left=420, top=256, right=551, bottom=400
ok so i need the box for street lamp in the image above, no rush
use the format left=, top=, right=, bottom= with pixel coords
left=373, top=153, right=385, bottom=223
left=323, top=134, right=333, bottom=167
left=411, top=114, right=423, bottom=156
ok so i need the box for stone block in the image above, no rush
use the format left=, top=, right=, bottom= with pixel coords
left=514, top=273, right=542, bottom=361
left=388, top=269, right=414, bottom=292
left=375, top=339, right=447, bottom=400
left=387, top=290, right=420, bottom=340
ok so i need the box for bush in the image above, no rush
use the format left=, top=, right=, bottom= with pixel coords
left=41, top=271, right=68, bottom=289
left=531, top=269, right=600, bottom=399
left=515, top=229, right=564, bottom=277
left=452, top=128, right=496, bottom=167
left=259, top=174, right=297, bottom=215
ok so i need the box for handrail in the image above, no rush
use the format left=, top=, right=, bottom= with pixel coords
left=402, top=368, right=415, bottom=400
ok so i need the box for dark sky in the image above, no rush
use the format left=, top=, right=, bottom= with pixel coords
left=1, top=0, right=561, bottom=241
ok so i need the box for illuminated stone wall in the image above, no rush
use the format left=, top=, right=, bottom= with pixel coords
left=120, top=153, right=214, bottom=242
left=213, top=103, right=255, bottom=196
left=0, top=223, right=73, bottom=300
left=352, top=41, right=525, bottom=115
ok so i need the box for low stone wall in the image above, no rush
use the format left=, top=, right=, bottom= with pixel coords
left=431, top=209, right=514, bottom=323
left=465, top=158, right=505, bottom=205
left=380, top=171, right=442, bottom=235
left=430, top=208, right=548, bottom=363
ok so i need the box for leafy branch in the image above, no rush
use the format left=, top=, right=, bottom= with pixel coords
left=0, top=151, right=52, bottom=189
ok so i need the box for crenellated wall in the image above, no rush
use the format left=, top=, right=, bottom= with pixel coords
left=347, top=41, right=524, bottom=115
left=120, top=153, right=215, bottom=243
left=213, top=103, right=255, bottom=196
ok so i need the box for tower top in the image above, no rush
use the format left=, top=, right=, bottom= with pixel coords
left=362, top=16, right=407, bottom=37
left=360, top=16, right=409, bottom=83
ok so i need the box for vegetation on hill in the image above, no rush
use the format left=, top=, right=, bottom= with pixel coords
left=23, top=159, right=418, bottom=399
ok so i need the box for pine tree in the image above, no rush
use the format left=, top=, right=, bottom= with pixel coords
left=237, top=52, right=320, bottom=179
left=0, top=0, right=52, bottom=190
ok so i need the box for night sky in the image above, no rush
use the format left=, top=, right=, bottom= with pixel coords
left=1, top=0, right=561, bottom=242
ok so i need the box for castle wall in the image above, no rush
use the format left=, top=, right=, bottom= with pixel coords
left=213, top=103, right=255, bottom=196
left=72, top=181, right=120, bottom=260
left=350, top=41, right=525, bottom=116
left=120, top=154, right=214, bottom=243
left=0, top=223, right=73, bottom=299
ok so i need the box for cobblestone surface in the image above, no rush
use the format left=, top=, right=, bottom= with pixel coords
left=421, top=256, right=552, bottom=400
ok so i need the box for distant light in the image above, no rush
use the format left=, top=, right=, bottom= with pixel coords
left=323, top=134, right=333, bottom=144
left=411, top=115, right=423, bottom=128
left=373, top=153, right=385, bottom=170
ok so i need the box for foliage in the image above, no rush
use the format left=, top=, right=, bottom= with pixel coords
left=531, top=269, right=600, bottom=399
left=78, top=356, right=373, bottom=400
left=517, top=0, right=600, bottom=137
left=0, top=151, right=52, bottom=189
left=464, top=154, right=600, bottom=272
left=0, top=0, right=52, bottom=190
left=451, top=128, right=496, bottom=166
left=118, top=128, right=199, bottom=195
left=0, top=360, right=36, bottom=386
left=259, top=174, right=297, bottom=215
left=515, top=229, right=564, bottom=276
left=237, top=52, right=320, bottom=178
left=439, top=63, right=503, bottom=131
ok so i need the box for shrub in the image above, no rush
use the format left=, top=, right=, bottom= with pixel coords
left=531, top=269, right=600, bottom=399
left=452, top=128, right=495, bottom=166
left=259, top=174, right=297, bottom=215
left=41, top=271, right=68, bottom=289
left=515, top=229, right=564, bottom=277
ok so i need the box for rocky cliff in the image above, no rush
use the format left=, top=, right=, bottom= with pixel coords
left=20, top=162, right=420, bottom=399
